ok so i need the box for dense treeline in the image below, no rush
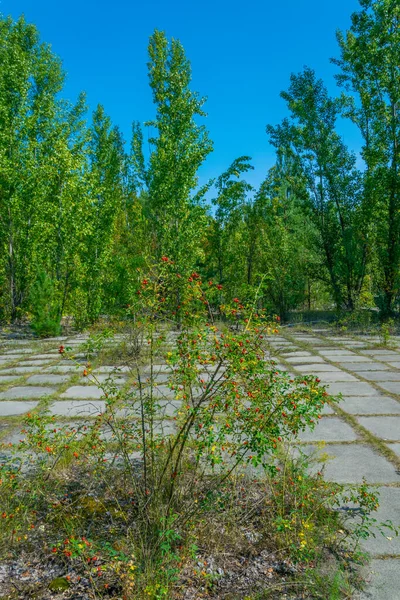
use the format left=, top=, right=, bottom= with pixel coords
left=0, top=0, right=399, bottom=332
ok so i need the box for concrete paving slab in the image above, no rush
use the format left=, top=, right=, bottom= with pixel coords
left=0, top=366, right=42, bottom=374
left=326, top=382, right=377, bottom=396
left=79, top=375, right=127, bottom=386
left=357, top=416, right=400, bottom=441
left=44, top=365, right=81, bottom=373
left=336, top=355, right=374, bottom=363
left=0, top=386, right=55, bottom=399
left=4, top=348, right=34, bottom=354
left=319, top=350, right=359, bottom=357
left=135, top=384, right=175, bottom=399
left=285, top=356, right=325, bottom=364
left=372, top=354, right=400, bottom=362
left=362, top=371, right=400, bottom=382
left=298, top=364, right=342, bottom=372
left=377, top=382, right=400, bottom=395
left=19, top=359, right=55, bottom=366
left=60, top=385, right=105, bottom=399
left=142, top=364, right=171, bottom=374
left=25, top=374, right=71, bottom=385
left=281, top=351, right=314, bottom=357
left=316, top=371, right=359, bottom=382
left=94, top=365, right=130, bottom=373
left=48, top=400, right=106, bottom=417
left=307, top=444, right=399, bottom=483
left=387, top=443, right=400, bottom=457
left=358, top=559, right=400, bottom=600
left=359, top=487, right=400, bottom=556
left=340, top=395, right=400, bottom=415
left=387, top=362, right=400, bottom=369
left=0, top=401, right=39, bottom=416
left=0, top=375, right=22, bottom=384
left=349, top=363, right=390, bottom=372
left=362, top=349, right=400, bottom=356
left=298, top=418, right=358, bottom=442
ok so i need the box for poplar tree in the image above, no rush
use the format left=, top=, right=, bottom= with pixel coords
left=267, top=68, right=367, bottom=311
left=334, top=0, right=400, bottom=317
left=131, top=30, right=213, bottom=275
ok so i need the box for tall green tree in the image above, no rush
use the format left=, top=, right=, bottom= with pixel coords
left=255, top=152, right=315, bottom=319
left=80, top=105, right=126, bottom=323
left=210, top=156, right=254, bottom=289
left=0, top=16, right=62, bottom=318
left=267, top=68, right=368, bottom=311
left=0, top=15, right=88, bottom=322
left=131, top=30, right=213, bottom=276
left=334, top=0, right=400, bottom=317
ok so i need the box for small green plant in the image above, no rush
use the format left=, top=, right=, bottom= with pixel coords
left=29, top=271, right=61, bottom=337
left=380, top=317, right=395, bottom=347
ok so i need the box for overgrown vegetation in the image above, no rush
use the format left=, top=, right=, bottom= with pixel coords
left=0, top=1, right=399, bottom=597
left=0, top=265, right=397, bottom=599
left=0, top=0, right=399, bottom=328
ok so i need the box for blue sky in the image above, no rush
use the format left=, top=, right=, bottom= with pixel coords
left=2, top=0, right=362, bottom=190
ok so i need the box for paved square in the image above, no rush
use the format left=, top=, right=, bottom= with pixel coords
left=1, top=327, right=399, bottom=600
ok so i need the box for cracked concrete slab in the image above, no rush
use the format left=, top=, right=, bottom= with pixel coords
left=48, top=400, right=106, bottom=417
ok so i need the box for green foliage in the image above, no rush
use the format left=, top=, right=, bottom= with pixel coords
left=0, top=6, right=399, bottom=325
left=334, top=0, right=400, bottom=317
left=29, top=272, right=61, bottom=337
left=131, top=31, right=213, bottom=278
left=1, top=265, right=394, bottom=598
left=267, top=68, right=368, bottom=312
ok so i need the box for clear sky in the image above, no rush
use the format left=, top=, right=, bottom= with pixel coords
left=2, top=0, right=362, bottom=190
